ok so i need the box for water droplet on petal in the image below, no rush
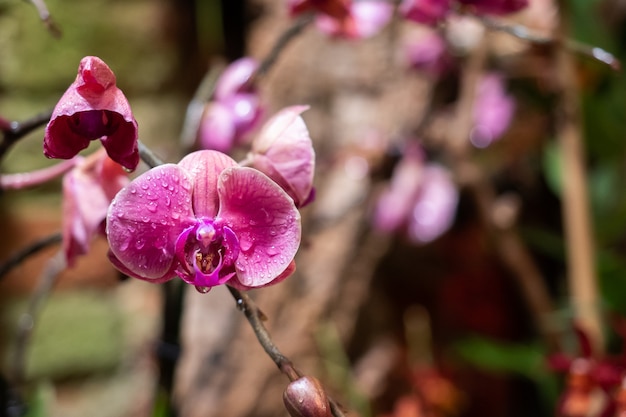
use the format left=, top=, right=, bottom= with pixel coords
left=266, top=246, right=279, bottom=256
left=147, top=202, right=157, bottom=212
left=135, top=239, right=145, bottom=249
left=195, top=285, right=211, bottom=294
left=171, top=212, right=180, bottom=220
left=119, top=238, right=130, bottom=251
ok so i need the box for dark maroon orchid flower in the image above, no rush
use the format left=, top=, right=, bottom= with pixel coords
left=44, top=56, right=139, bottom=171
left=457, top=0, right=528, bottom=16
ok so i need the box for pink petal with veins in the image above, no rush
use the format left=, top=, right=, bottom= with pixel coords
left=217, top=167, right=301, bottom=287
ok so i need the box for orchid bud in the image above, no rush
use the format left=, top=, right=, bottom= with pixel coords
left=283, top=377, right=332, bottom=417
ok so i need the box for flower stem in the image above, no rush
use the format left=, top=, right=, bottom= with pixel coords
left=0, top=232, right=62, bottom=280
left=138, top=140, right=165, bottom=168
left=554, top=6, right=603, bottom=353
left=226, top=285, right=347, bottom=417
left=477, top=15, right=620, bottom=70
left=10, top=251, right=66, bottom=383
left=0, top=110, right=53, bottom=162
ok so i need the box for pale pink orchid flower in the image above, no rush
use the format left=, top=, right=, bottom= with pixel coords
left=63, top=149, right=129, bottom=266
left=470, top=73, right=516, bottom=148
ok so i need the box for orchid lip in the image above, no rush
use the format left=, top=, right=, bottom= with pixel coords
left=174, top=218, right=240, bottom=288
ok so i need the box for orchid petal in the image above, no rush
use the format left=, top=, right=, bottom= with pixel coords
left=178, top=150, right=238, bottom=218
left=215, top=57, right=258, bottom=99
left=408, top=164, right=458, bottom=244
left=251, top=106, right=315, bottom=206
left=106, top=164, right=195, bottom=280
left=216, top=167, right=301, bottom=287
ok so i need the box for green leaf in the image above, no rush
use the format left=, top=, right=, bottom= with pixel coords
left=542, top=141, right=562, bottom=197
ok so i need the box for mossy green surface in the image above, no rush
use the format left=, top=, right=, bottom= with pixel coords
left=2, top=290, right=123, bottom=380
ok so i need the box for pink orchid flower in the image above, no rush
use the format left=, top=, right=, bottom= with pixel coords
left=314, top=0, right=393, bottom=39
left=106, top=150, right=301, bottom=291
left=243, top=106, right=315, bottom=208
left=399, top=0, right=451, bottom=26
left=63, top=149, right=129, bottom=266
left=458, top=0, right=528, bottom=15
left=44, top=56, right=139, bottom=171
left=404, top=31, right=452, bottom=77
left=470, top=73, right=516, bottom=148
left=198, top=58, right=263, bottom=152
left=374, top=150, right=458, bottom=244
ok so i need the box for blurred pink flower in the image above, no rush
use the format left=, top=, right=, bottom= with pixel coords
left=404, top=31, right=452, bottom=77
left=44, top=56, right=139, bottom=171
left=244, top=106, right=315, bottom=208
left=470, top=73, right=516, bottom=148
left=198, top=58, right=263, bottom=152
left=63, top=149, right=129, bottom=266
left=399, top=0, right=451, bottom=26
left=374, top=151, right=458, bottom=244
left=312, top=0, right=393, bottom=39
left=458, top=0, right=528, bottom=15
left=106, top=150, right=301, bottom=291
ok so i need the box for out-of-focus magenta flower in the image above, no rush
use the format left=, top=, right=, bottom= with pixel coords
left=374, top=150, right=458, bottom=244
left=458, top=0, right=528, bottom=15
left=198, top=58, right=263, bottom=153
left=106, top=150, right=301, bottom=291
left=407, top=164, right=458, bottom=243
left=308, top=0, right=393, bottom=39
left=470, top=73, right=515, bottom=148
left=399, top=0, right=451, bottom=26
left=63, top=149, right=129, bottom=266
left=44, top=56, right=139, bottom=171
left=404, top=31, right=452, bottom=77
left=288, top=0, right=352, bottom=21
left=243, top=106, right=315, bottom=208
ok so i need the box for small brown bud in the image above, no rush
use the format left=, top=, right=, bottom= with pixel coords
left=283, top=376, right=332, bottom=417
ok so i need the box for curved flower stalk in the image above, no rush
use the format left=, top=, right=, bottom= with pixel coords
left=374, top=150, right=458, bottom=244
left=243, top=106, right=315, bottom=208
left=198, top=58, right=263, bottom=153
left=63, top=149, right=129, bottom=266
left=44, top=56, right=139, bottom=171
left=106, top=150, right=301, bottom=291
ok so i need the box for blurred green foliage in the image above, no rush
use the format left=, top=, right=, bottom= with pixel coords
left=1, top=291, right=123, bottom=381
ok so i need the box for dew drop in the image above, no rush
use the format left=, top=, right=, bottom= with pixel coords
left=171, top=212, right=180, bottom=220
left=140, top=183, right=149, bottom=190
left=142, top=216, right=150, bottom=223
left=135, top=239, right=145, bottom=249
left=161, top=181, right=168, bottom=188
left=130, top=188, right=137, bottom=194
left=147, top=203, right=157, bottom=213
left=195, top=285, right=211, bottom=294
left=118, top=238, right=130, bottom=251
left=266, top=245, right=279, bottom=256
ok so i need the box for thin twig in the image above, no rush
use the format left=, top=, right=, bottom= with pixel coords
left=179, top=62, right=226, bottom=150
left=0, top=110, right=53, bottom=161
left=28, top=0, right=62, bottom=38
left=0, top=232, right=62, bottom=280
left=478, top=15, right=621, bottom=70
left=246, top=13, right=314, bottom=88
left=226, top=285, right=347, bottom=417
left=10, top=250, right=66, bottom=383
left=554, top=4, right=603, bottom=353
